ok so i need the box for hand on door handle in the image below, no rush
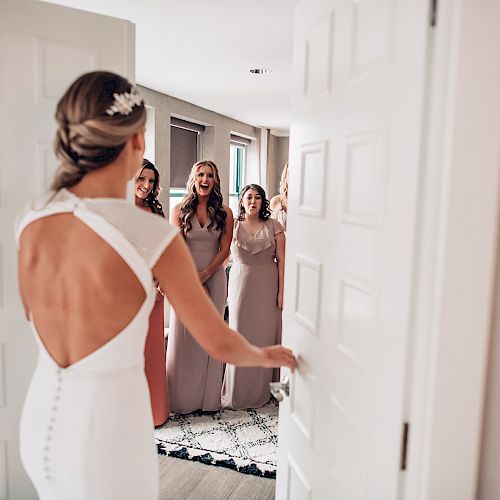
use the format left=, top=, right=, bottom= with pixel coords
left=269, top=376, right=290, bottom=402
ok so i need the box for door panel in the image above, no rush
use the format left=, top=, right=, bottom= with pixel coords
left=276, top=0, right=429, bottom=498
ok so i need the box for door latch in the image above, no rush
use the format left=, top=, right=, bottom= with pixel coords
left=269, top=376, right=290, bottom=402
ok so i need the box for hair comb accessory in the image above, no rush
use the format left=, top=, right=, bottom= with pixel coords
left=105, top=87, right=144, bottom=116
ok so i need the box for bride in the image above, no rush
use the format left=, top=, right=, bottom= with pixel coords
left=15, top=70, right=297, bottom=500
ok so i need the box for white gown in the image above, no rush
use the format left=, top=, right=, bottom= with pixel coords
left=14, top=189, right=178, bottom=500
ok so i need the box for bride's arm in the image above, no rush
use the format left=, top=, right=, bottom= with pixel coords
left=153, top=234, right=297, bottom=370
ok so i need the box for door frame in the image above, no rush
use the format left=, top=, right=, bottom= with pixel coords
left=402, top=0, right=500, bottom=498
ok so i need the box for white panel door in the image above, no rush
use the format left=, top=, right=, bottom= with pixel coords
left=276, top=0, right=429, bottom=498
left=0, top=1, right=134, bottom=497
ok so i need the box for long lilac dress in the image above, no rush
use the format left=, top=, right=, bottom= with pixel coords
left=222, top=218, right=283, bottom=410
left=167, top=216, right=226, bottom=414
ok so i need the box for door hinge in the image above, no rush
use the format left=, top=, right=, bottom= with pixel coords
left=430, top=0, right=438, bottom=27
left=400, top=422, right=410, bottom=471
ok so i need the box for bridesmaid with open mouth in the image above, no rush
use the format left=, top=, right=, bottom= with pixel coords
left=168, top=160, right=233, bottom=414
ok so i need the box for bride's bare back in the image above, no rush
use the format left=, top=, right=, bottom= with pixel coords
left=18, top=213, right=146, bottom=368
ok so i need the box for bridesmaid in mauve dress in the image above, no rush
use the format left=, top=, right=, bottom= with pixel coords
left=222, top=184, right=285, bottom=410
left=135, top=159, right=170, bottom=426
left=168, top=160, right=233, bottom=414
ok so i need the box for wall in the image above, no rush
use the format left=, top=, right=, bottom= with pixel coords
left=138, top=85, right=260, bottom=216
left=478, top=233, right=500, bottom=499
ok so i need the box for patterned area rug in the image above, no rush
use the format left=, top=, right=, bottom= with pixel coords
left=155, top=400, right=278, bottom=478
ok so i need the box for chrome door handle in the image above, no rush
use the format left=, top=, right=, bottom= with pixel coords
left=269, top=376, right=290, bottom=402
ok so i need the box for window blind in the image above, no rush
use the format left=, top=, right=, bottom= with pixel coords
left=170, top=124, right=199, bottom=188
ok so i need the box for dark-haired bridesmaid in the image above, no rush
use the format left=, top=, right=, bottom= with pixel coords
left=222, top=184, right=285, bottom=410
left=135, top=158, right=169, bottom=426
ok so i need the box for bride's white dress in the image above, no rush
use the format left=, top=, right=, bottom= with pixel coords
left=14, top=189, right=178, bottom=500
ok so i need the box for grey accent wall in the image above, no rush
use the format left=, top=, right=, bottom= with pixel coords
left=478, top=236, right=500, bottom=499
left=267, top=134, right=289, bottom=197
left=138, top=85, right=259, bottom=216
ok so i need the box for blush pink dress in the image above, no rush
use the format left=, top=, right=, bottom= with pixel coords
left=138, top=205, right=170, bottom=426
left=144, top=282, right=169, bottom=426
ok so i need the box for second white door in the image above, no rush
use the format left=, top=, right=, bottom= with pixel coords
left=276, top=0, right=430, bottom=498
left=0, top=1, right=135, bottom=497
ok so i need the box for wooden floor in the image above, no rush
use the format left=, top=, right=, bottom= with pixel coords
left=158, top=455, right=275, bottom=500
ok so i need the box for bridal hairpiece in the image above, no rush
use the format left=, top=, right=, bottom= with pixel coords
left=105, top=87, right=144, bottom=116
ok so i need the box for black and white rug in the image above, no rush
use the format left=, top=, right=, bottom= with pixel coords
left=155, top=400, right=278, bottom=478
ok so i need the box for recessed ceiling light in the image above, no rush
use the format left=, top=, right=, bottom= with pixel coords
left=249, top=68, right=272, bottom=75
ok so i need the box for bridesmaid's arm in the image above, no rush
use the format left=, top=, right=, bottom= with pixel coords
left=154, top=234, right=297, bottom=370
left=275, top=227, right=286, bottom=310
left=270, top=195, right=280, bottom=213
left=198, top=205, right=234, bottom=284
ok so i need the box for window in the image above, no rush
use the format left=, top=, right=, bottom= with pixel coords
left=169, top=117, right=204, bottom=211
left=229, top=135, right=250, bottom=216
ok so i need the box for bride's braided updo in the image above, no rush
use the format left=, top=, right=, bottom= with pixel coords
left=52, top=71, right=146, bottom=190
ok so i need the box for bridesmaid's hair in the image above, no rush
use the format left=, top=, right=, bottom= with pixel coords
left=279, top=162, right=289, bottom=205
left=238, top=184, right=272, bottom=221
left=51, top=71, right=146, bottom=191
left=178, top=160, right=226, bottom=234
left=135, top=159, right=164, bottom=217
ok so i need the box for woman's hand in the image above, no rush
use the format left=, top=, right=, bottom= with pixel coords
left=260, top=345, right=297, bottom=372
left=198, top=270, right=208, bottom=284
left=277, top=291, right=284, bottom=310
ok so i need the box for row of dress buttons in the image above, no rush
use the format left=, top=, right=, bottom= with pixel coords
left=43, top=368, right=65, bottom=480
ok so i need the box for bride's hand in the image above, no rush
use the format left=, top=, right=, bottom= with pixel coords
left=260, top=345, right=297, bottom=372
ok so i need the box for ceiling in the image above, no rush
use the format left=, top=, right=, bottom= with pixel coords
left=45, top=0, right=297, bottom=132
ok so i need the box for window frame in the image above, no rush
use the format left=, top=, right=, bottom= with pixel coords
left=229, top=141, right=247, bottom=216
